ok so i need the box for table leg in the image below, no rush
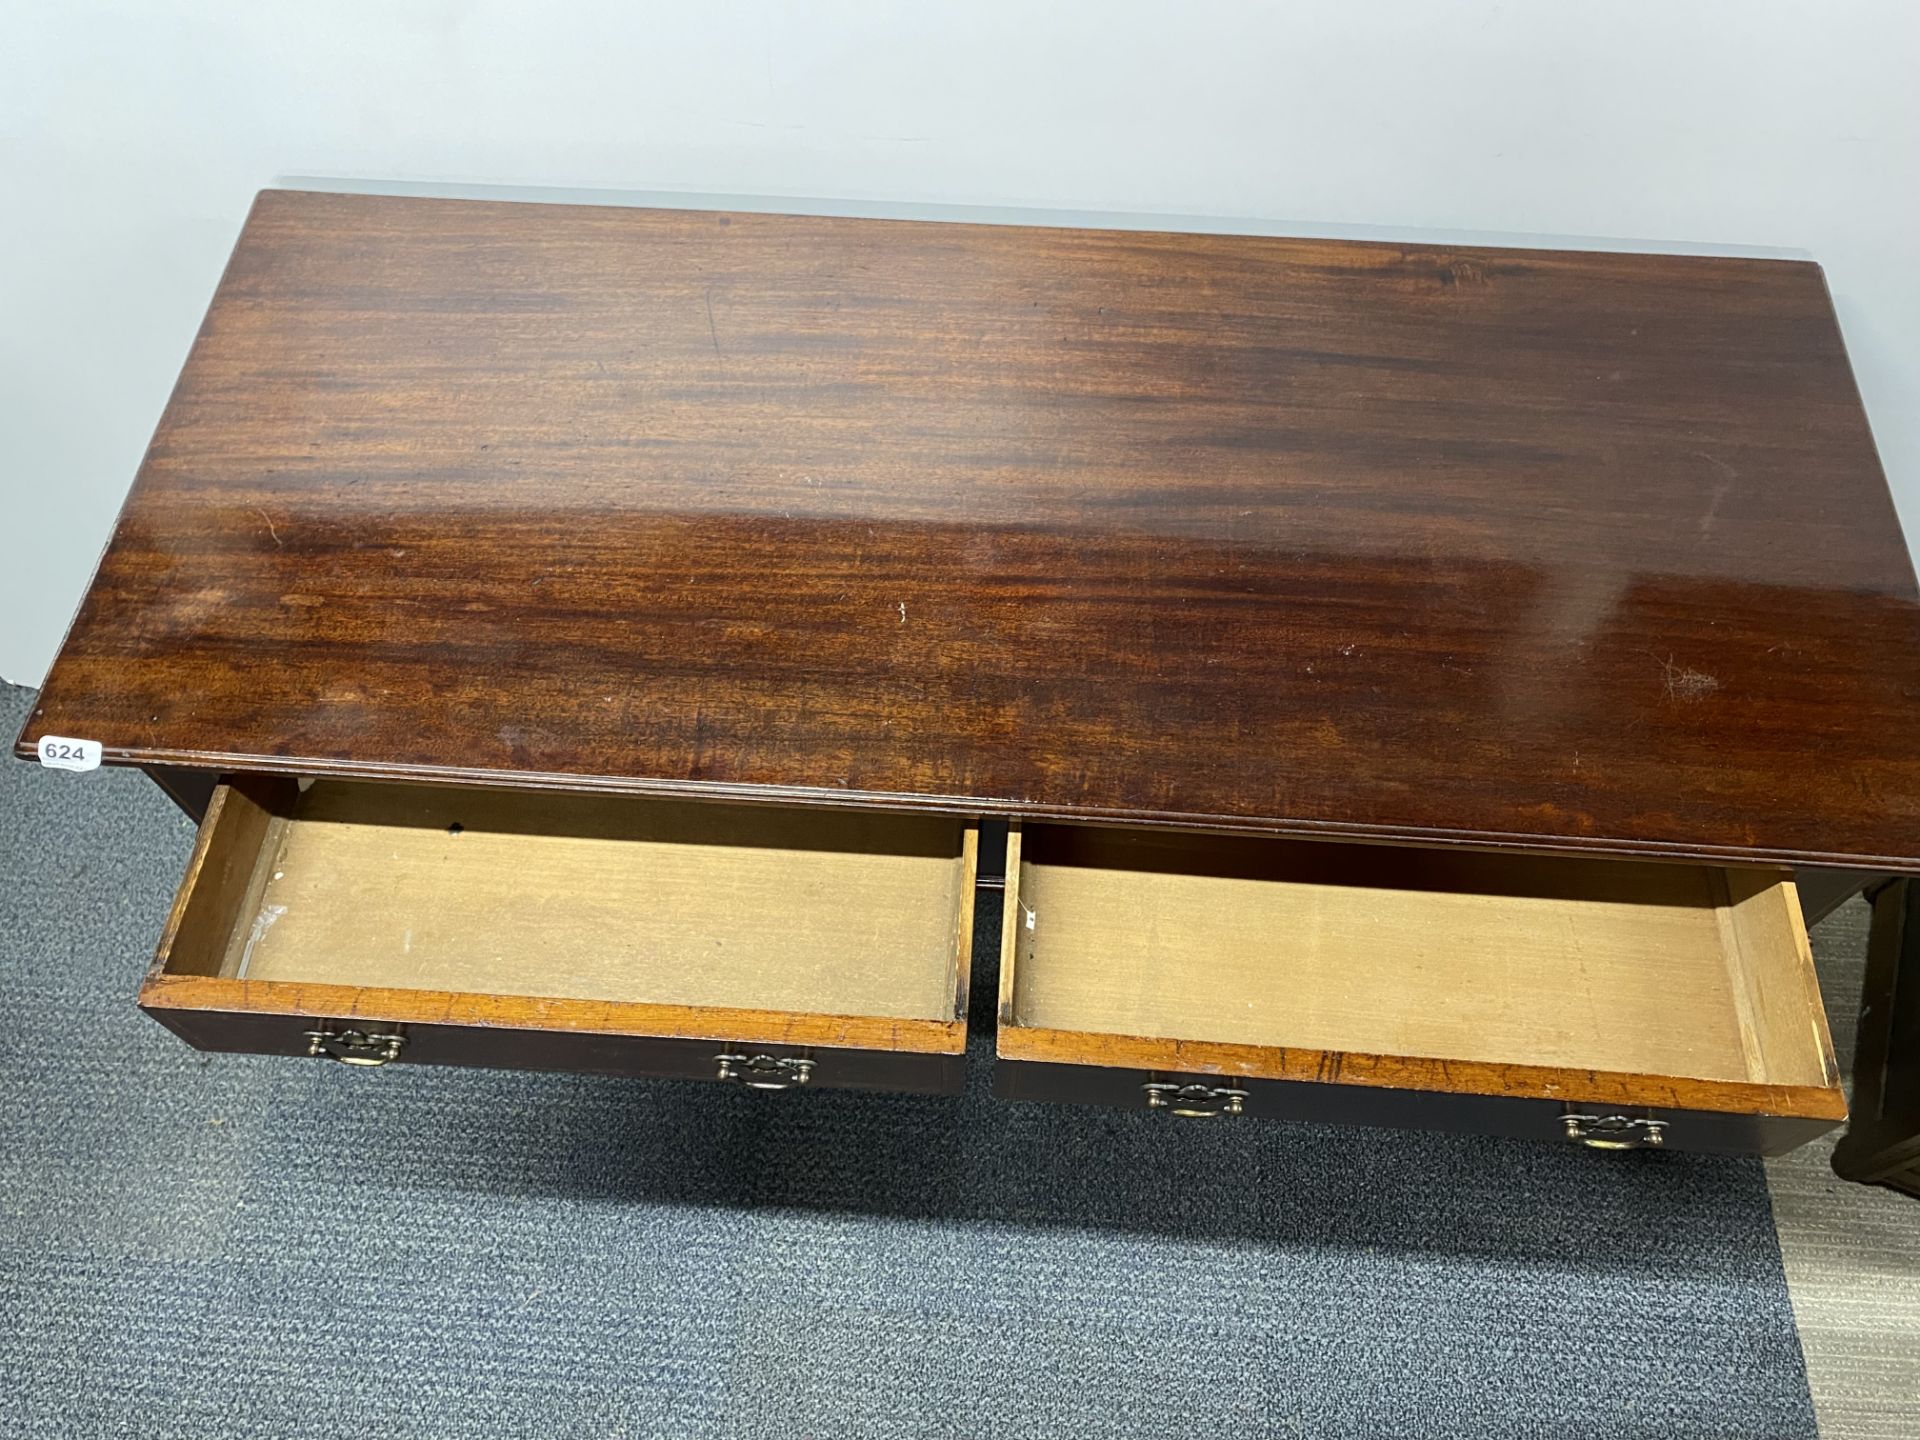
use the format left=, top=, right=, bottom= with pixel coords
left=1831, top=878, right=1920, bottom=1196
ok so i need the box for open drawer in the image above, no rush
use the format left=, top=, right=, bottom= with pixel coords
left=994, top=825, right=1846, bottom=1154
left=141, top=780, right=977, bottom=1093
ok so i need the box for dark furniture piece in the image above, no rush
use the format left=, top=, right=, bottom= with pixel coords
left=20, top=189, right=1920, bottom=1164
left=1833, top=880, right=1920, bottom=1193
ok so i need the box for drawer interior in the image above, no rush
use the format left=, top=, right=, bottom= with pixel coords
left=1002, top=826, right=1835, bottom=1091
left=159, top=781, right=975, bottom=1025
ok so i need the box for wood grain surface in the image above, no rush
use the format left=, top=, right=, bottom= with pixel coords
left=19, top=189, right=1920, bottom=867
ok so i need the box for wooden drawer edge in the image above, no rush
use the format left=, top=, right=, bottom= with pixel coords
left=995, top=1024, right=1848, bottom=1123
left=140, top=973, right=969, bottom=1055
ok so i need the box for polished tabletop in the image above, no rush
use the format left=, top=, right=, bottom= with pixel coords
left=19, top=189, right=1920, bottom=869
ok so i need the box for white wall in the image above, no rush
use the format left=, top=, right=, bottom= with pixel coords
left=6, top=1, right=1917, bottom=685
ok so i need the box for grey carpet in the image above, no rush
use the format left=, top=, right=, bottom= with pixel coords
left=1766, top=896, right=1920, bottom=1440
left=0, top=681, right=1817, bottom=1438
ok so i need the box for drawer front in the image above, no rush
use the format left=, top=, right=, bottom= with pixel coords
left=139, top=779, right=976, bottom=1093
left=992, top=1057, right=1838, bottom=1157
left=995, top=823, right=1848, bottom=1156
left=145, top=999, right=964, bottom=1094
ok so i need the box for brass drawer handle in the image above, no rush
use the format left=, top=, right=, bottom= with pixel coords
left=1143, top=1079, right=1248, bottom=1117
left=715, top=1052, right=815, bottom=1089
left=304, top=1026, right=405, bottom=1067
left=1561, top=1110, right=1666, bottom=1150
